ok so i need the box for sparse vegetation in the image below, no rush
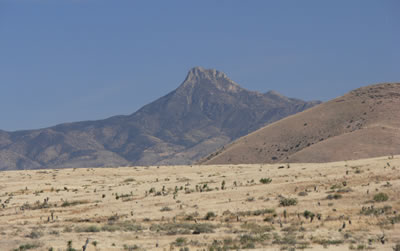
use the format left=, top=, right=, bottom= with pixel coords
left=0, top=156, right=399, bottom=250
left=280, top=197, right=298, bottom=207
left=160, top=206, right=172, bottom=211
left=326, top=193, right=343, bottom=200
left=13, top=243, right=41, bottom=251
left=74, top=225, right=100, bottom=233
left=393, top=243, right=400, bottom=251
left=260, top=178, right=272, bottom=184
left=61, top=200, right=88, bottom=207
left=123, top=244, right=139, bottom=250
left=373, top=192, right=389, bottom=202
left=204, top=211, right=217, bottom=220
left=174, top=237, right=187, bottom=247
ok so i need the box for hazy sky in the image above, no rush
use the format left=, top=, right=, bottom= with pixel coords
left=1, top=0, right=399, bottom=131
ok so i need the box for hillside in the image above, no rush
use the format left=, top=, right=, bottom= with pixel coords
left=201, top=83, right=400, bottom=165
left=0, top=67, right=319, bottom=170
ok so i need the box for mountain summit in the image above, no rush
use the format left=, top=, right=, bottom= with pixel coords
left=180, top=66, right=241, bottom=93
left=0, top=67, right=320, bottom=170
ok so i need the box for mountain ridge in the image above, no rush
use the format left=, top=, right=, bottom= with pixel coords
left=0, top=67, right=320, bottom=170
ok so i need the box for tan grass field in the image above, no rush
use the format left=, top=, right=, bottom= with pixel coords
left=0, top=156, right=399, bottom=251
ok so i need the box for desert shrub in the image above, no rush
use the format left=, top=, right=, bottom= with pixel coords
left=393, top=243, right=400, bottom=251
left=74, top=225, right=100, bottom=233
left=240, top=234, right=258, bottom=247
left=330, top=184, right=342, bottom=190
left=260, top=178, right=272, bottom=184
left=389, top=215, right=400, bottom=224
left=61, top=200, right=88, bottom=207
left=303, top=210, right=315, bottom=219
left=373, top=193, right=389, bottom=202
left=184, top=211, right=199, bottom=220
left=238, top=208, right=275, bottom=216
left=263, top=216, right=274, bottom=222
left=26, top=230, right=42, bottom=239
left=160, top=206, right=172, bottom=212
left=246, top=197, right=255, bottom=202
left=21, top=200, right=51, bottom=210
left=326, top=194, right=342, bottom=200
left=66, top=240, right=77, bottom=251
left=174, top=237, right=187, bottom=247
left=280, top=197, right=298, bottom=207
left=123, top=244, right=139, bottom=250
left=49, top=230, right=59, bottom=236
left=337, top=187, right=353, bottom=193
left=272, top=233, right=297, bottom=245
left=314, top=239, right=344, bottom=246
left=13, top=242, right=41, bottom=251
left=298, top=191, right=308, bottom=196
left=360, top=205, right=392, bottom=216
left=204, top=211, right=216, bottom=220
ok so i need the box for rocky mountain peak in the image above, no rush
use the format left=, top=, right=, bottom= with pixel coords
left=180, top=66, right=241, bottom=93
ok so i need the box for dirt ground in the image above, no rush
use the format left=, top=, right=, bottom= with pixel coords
left=0, top=155, right=399, bottom=250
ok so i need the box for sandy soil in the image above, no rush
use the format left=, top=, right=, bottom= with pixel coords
left=0, top=155, right=399, bottom=250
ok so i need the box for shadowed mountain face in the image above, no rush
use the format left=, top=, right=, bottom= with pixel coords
left=201, top=83, right=400, bottom=165
left=0, top=67, right=320, bottom=170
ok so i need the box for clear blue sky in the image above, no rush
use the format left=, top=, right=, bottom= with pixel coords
left=1, top=0, right=399, bottom=131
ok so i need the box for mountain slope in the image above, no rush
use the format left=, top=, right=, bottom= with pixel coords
left=201, top=83, right=400, bottom=165
left=0, top=67, right=320, bottom=170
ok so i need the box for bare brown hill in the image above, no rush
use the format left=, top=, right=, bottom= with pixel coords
left=201, top=83, right=400, bottom=164
left=0, top=67, right=319, bottom=170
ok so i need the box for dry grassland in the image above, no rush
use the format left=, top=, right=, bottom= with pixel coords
left=0, top=156, right=399, bottom=251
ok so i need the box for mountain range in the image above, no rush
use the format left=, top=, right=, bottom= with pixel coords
left=201, top=82, right=400, bottom=165
left=0, top=67, right=320, bottom=170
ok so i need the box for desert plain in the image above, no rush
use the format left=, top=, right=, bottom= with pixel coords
left=1, top=156, right=399, bottom=251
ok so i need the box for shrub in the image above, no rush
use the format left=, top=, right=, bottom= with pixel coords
left=160, top=206, right=172, bottom=212
left=174, top=237, right=187, bottom=246
left=326, top=194, right=342, bottom=200
left=303, top=210, right=315, bottom=219
left=279, top=197, right=298, bottom=207
left=360, top=205, right=392, bottom=216
left=298, top=191, right=308, bottom=196
left=246, top=197, right=255, bottom=202
left=67, top=240, right=77, bottom=251
left=373, top=193, right=389, bottom=202
left=13, top=243, right=41, bottom=251
left=260, top=178, right=272, bottom=184
left=61, top=200, right=88, bottom=207
left=123, top=244, right=139, bottom=250
left=237, top=208, right=274, bottom=216
left=26, top=230, right=42, bottom=239
left=74, top=225, right=100, bottom=233
left=204, top=211, right=216, bottom=220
